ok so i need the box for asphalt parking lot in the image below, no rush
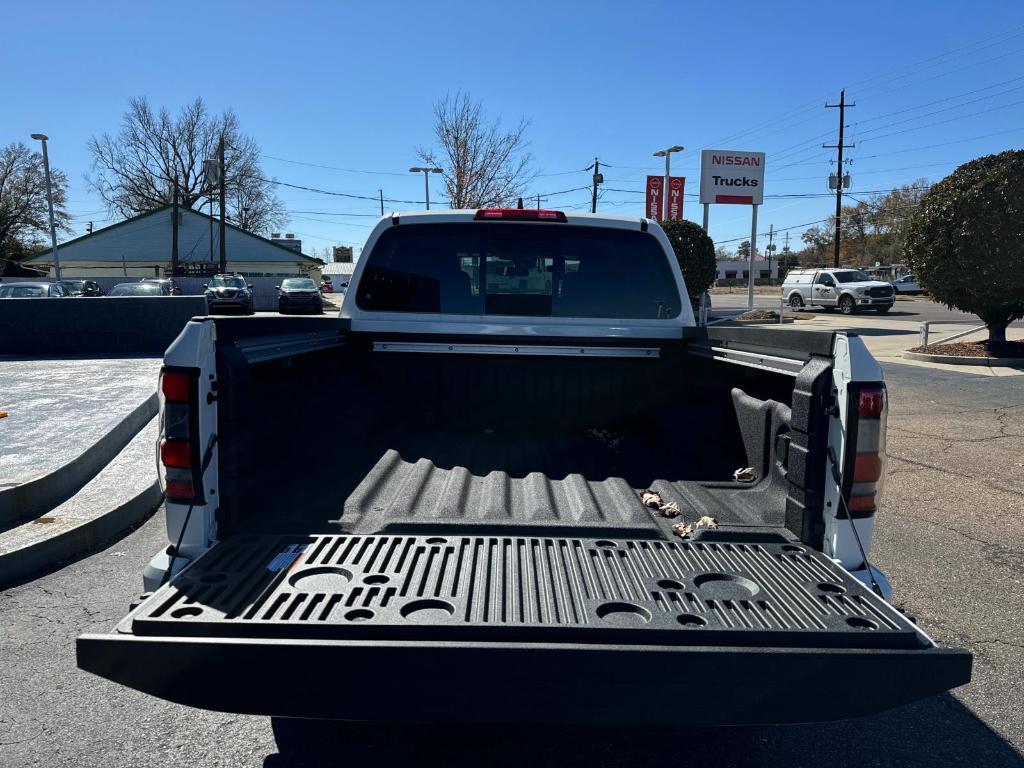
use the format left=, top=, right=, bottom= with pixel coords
left=1, top=354, right=1022, bottom=767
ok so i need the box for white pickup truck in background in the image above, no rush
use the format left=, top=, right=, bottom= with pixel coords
left=77, top=208, right=970, bottom=751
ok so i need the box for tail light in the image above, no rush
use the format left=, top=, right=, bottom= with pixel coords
left=844, top=384, right=887, bottom=516
left=159, top=368, right=204, bottom=504
left=474, top=208, right=568, bottom=222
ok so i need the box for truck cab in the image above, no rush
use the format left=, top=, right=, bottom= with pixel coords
left=77, top=209, right=969, bottom=745
left=783, top=267, right=895, bottom=314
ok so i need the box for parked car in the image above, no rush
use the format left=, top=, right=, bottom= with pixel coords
left=204, top=274, right=254, bottom=315
left=108, top=282, right=164, bottom=296
left=782, top=267, right=894, bottom=314
left=319, top=276, right=333, bottom=293
left=0, top=281, right=67, bottom=298
left=140, top=277, right=181, bottom=295
left=79, top=208, right=970, bottom=751
left=891, top=274, right=925, bottom=295
left=277, top=277, right=324, bottom=314
left=59, top=279, right=104, bottom=297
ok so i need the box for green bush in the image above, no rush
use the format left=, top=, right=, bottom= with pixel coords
left=659, top=219, right=716, bottom=299
left=905, top=150, right=1024, bottom=344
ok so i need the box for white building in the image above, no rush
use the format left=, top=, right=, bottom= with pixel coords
left=27, top=205, right=322, bottom=280
left=321, top=260, right=357, bottom=290
left=715, top=258, right=779, bottom=282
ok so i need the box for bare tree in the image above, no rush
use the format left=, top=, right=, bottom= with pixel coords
left=0, top=142, right=71, bottom=266
left=87, top=97, right=286, bottom=234
left=417, top=92, right=534, bottom=208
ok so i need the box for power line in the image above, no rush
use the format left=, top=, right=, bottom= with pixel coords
left=855, top=73, right=1024, bottom=126
left=856, top=127, right=1024, bottom=159
left=262, top=154, right=409, bottom=176
left=859, top=97, right=1024, bottom=144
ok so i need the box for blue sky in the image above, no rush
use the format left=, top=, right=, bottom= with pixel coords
left=4, top=0, right=1024, bottom=258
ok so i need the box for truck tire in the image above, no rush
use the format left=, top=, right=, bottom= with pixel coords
left=788, top=293, right=804, bottom=308
left=838, top=295, right=857, bottom=314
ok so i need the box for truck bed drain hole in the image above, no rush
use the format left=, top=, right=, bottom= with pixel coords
left=676, top=614, right=708, bottom=627
left=596, top=602, right=651, bottom=625
left=171, top=607, right=203, bottom=618
left=846, top=617, right=879, bottom=630
left=288, top=567, right=353, bottom=591
left=782, top=545, right=805, bottom=553
left=345, top=609, right=374, bottom=622
left=425, top=537, right=448, bottom=545
left=657, top=579, right=684, bottom=590
left=363, top=574, right=390, bottom=585
left=400, top=599, right=456, bottom=621
left=595, top=540, right=617, bottom=549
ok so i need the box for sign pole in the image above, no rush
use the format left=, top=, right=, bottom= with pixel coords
left=662, top=154, right=671, bottom=221
left=747, top=204, right=758, bottom=310
left=702, top=204, right=709, bottom=232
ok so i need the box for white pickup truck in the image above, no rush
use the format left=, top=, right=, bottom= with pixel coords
left=78, top=208, right=969, bottom=749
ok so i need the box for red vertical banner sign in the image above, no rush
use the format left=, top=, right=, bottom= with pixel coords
left=645, top=176, right=663, bottom=220
left=668, top=177, right=685, bottom=220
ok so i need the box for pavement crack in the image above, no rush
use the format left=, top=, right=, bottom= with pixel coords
left=971, top=638, right=1024, bottom=651
left=886, top=453, right=1024, bottom=496
left=892, top=510, right=997, bottom=548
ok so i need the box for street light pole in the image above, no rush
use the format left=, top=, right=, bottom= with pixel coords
left=409, top=167, right=443, bottom=210
left=30, top=134, right=61, bottom=281
left=652, top=145, right=683, bottom=221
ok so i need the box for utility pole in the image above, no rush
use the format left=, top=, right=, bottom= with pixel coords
left=536, top=193, right=541, bottom=210
left=765, top=224, right=774, bottom=285
left=590, top=157, right=602, bottom=213
left=379, top=189, right=384, bottom=216
left=824, top=89, right=855, bottom=268
left=171, top=178, right=179, bottom=277
left=218, top=136, right=227, bottom=274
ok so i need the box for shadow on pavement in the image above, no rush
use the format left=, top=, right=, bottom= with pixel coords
left=262, top=694, right=1024, bottom=768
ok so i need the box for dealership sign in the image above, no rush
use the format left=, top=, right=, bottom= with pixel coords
left=699, top=150, right=765, bottom=205
left=646, top=175, right=685, bottom=220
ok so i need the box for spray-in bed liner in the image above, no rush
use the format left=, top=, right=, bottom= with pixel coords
left=129, top=532, right=923, bottom=649
left=331, top=449, right=782, bottom=537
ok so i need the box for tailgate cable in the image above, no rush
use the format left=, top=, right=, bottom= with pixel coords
left=160, top=433, right=218, bottom=587
left=827, top=446, right=884, bottom=598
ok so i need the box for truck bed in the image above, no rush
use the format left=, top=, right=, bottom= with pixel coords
left=79, top=526, right=969, bottom=724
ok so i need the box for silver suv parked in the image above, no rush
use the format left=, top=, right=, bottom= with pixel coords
left=782, top=268, right=894, bottom=314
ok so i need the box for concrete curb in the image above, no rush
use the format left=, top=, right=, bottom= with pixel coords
left=0, top=480, right=162, bottom=586
left=0, top=391, right=158, bottom=527
left=903, top=351, right=1024, bottom=367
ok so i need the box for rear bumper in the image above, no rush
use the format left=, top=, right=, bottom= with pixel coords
left=76, top=633, right=971, bottom=724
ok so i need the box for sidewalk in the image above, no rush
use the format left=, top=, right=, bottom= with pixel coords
left=0, top=357, right=162, bottom=485
left=797, top=314, right=1024, bottom=377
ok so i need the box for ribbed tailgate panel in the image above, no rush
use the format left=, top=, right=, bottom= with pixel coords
left=130, top=534, right=922, bottom=649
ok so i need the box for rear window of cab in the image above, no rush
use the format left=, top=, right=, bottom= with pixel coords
left=355, top=222, right=679, bottom=319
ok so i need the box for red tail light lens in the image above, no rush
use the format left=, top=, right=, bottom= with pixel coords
left=164, top=469, right=195, bottom=499
left=161, top=371, right=191, bottom=402
left=160, top=438, right=192, bottom=469
left=845, top=383, right=887, bottom=517
left=853, top=453, right=883, bottom=482
left=474, top=208, right=568, bottom=222
left=858, top=387, right=885, bottom=417
left=847, top=494, right=877, bottom=513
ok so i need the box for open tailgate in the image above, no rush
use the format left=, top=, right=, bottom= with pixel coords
left=77, top=533, right=970, bottom=724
